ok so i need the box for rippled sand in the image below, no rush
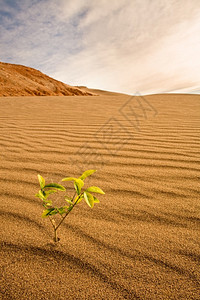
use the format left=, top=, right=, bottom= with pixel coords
left=0, top=94, right=200, bottom=299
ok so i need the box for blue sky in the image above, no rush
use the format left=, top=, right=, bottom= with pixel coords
left=0, top=0, right=200, bottom=94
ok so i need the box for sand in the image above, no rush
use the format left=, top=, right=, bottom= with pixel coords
left=0, top=93, right=200, bottom=299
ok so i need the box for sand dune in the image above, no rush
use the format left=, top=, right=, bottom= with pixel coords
left=0, top=93, right=200, bottom=299
left=0, top=62, right=94, bottom=97
left=76, top=86, right=128, bottom=96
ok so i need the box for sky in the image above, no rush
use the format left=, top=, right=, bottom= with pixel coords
left=0, top=0, right=200, bottom=95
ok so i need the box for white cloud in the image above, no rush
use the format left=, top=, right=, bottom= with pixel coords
left=0, top=0, right=200, bottom=94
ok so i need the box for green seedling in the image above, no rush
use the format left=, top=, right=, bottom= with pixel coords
left=35, top=170, right=105, bottom=242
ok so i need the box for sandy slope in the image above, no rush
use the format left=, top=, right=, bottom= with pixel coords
left=0, top=93, right=200, bottom=299
left=76, top=86, right=128, bottom=96
left=0, top=62, right=94, bottom=97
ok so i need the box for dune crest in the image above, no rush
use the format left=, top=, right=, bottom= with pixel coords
left=0, top=61, right=95, bottom=97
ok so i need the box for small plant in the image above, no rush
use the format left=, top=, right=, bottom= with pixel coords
left=35, top=170, right=105, bottom=242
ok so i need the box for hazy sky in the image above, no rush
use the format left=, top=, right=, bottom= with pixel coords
left=0, top=0, right=200, bottom=94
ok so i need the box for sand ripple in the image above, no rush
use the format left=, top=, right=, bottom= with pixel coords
left=0, top=94, right=200, bottom=299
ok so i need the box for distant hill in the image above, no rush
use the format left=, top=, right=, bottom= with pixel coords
left=0, top=62, right=94, bottom=97
left=76, top=86, right=129, bottom=96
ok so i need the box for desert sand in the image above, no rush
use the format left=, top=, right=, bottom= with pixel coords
left=0, top=93, right=200, bottom=299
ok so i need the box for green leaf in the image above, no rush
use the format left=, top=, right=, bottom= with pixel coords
left=65, top=195, right=72, bottom=200
left=35, top=192, right=42, bottom=199
left=38, top=174, right=45, bottom=189
left=86, top=186, right=105, bottom=194
left=44, top=203, right=52, bottom=207
left=39, top=190, right=45, bottom=199
left=35, top=190, right=44, bottom=200
left=68, top=206, right=73, bottom=212
left=84, top=191, right=94, bottom=208
left=44, top=190, right=57, bottom=197
left=79, top=170, right=96, bottom=180
left=36, top=189, right=57, bottom=201
left=65, top=199, right=73, bottom=205
left=57, top=207, right=68, bottom=215
left=93, top=196, right=100, bottom=203
left=41, top=208, right=58, bottom=218
left=74, top=195, right=84, bottom=204
left=44, top=183, right=66, bottom=191
left=77, top=198, right=83, bottom=204
left=43, top=199, right=52, bottom=206
left=41, top=209, right=50, bottom=218
left=62, top=177, right=77, bottom=182
left=74, top=178, right=84, bottom=195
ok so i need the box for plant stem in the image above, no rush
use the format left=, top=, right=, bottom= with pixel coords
left=48, top=216, right=55, bottom=227
left=48, top=217, right=58, bottom=242
left=54, top=227, right=58, bottom=242
left=72, top=191, right=77, bottom=202
left=55, top=208, right=71, bottom=231
left=55, top=208, right=65, bottom=219
left=55, top=193, right=81, bottom=231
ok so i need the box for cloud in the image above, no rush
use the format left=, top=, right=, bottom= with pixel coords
left=0, top=0, right=200, bottom=94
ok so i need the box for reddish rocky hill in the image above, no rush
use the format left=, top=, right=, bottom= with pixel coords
left=0, top=62, right=94, bottom=96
